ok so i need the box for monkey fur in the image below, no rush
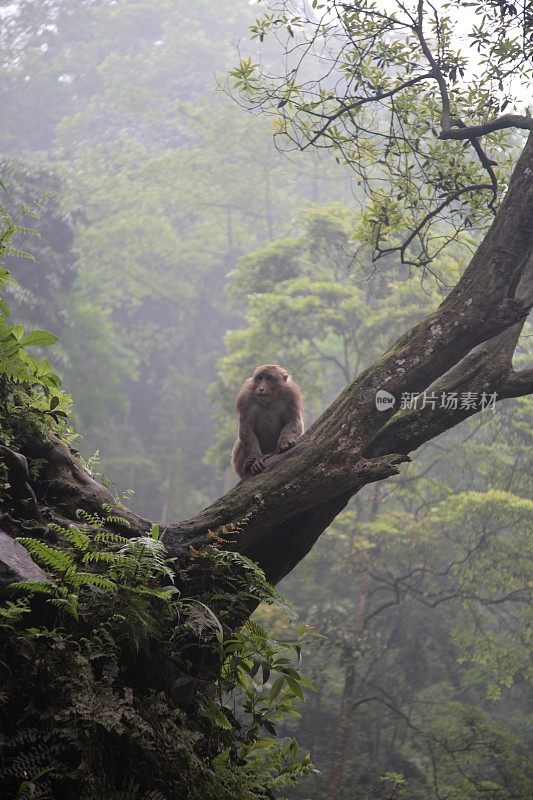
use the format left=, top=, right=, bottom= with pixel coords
left=231, top=364, right=304, bottom=479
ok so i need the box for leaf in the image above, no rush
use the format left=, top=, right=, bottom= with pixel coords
left=286, top=676, right=304, bottom=699
left=50, top=409, right=68, bottom=418
left=21, top=330, right=59, bottom=347
left=201, top=699, right=233, bottom=730
left=269, top=676, right=284, bottom=701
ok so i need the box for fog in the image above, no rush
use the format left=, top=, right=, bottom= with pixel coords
left=0, top=2, right=531, bottom=798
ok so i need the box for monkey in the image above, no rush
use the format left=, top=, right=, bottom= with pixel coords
left=231, top=364, right=304, bottom=479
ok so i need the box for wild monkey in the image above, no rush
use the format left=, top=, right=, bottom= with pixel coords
left=231, top=364, right=304, bottom=479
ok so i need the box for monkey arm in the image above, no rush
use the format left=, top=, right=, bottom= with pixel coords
left=238, top=421, right=267, bottom=474
left=238, top=420, right=263, bottom=460
left=276, top=414, right=304, bottom=453
left=239, top=419, right=263, bottom=461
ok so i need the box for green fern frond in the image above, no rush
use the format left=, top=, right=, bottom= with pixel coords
left=93, top=531, right=130, bottom=544
left=48, top=594, right=78, bottom=619
left=244, top=620, right=270, bottom=643
left=74, top=573, right=117, bottom=591
left=0, top=598, right=31, bottom=626
left=82, top=550, right=126, bottom=564
left=9, top=580, right=56, bottom=596
left=76, top=509, right=105, bottom=527
left=47, top=522, right=70, bottom=535
left=14, top=225, right=41, bottom=238
left=58, top=526, right=90, bottom=551
left=16, top=539, right=76, bottom=575
left=3, top=246, right=35, bottom=260
left=105, top=514, right=131, bottom=527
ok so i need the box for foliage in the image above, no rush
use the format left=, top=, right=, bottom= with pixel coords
left=211, top=203, right=533, bottom=799
left=0, top=198, right=61, bottom=391
left=0, top=192, right=72, bottom=457
left=229, top=0, right=532, bottom=268
left=0, top=3, right=531, bottom=800
left=0, top=0, right=352, bottom=521
left=0, top=176, right=314, bottom=798
left=0, top=511, right=313, bottom=799
left=0, top=159, right=75, bottom=341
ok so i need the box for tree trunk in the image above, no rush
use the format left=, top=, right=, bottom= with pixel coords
left=327, top=565, right=371, bottom=800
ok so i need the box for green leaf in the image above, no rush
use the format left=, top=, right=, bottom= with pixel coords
left=21, top=330, right=59, bottom=347
left=269, top=676, right=284, bottom=701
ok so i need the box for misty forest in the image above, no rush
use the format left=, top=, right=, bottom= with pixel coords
left=0, top=1, right=532, bottom=799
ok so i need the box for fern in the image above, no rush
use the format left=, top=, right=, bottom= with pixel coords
left=73, top=573, right=117, bottom=591
left=0, top=598, right=31, bottom=628
left=16, top=539, right=76, bottom=575
left=82, top=550, right=126, bottom=565
left=76, top=509, right=106, bottom=528
left=2, top=506, right=313, bottom=798
left=93, top=531, right=130, bottom=544
left=56, top=525, right=90, bottom=551
left=210, top=548, right=297, bottom=620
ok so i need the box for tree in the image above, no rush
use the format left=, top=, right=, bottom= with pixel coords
left=207, top=205, right=532, bottom=798
left=2, top=0, right=531, bottom=589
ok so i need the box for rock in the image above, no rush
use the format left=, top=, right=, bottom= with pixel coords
left=0, top=530, right=49, bottom=584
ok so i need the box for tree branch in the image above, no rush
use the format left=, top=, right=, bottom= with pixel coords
left=439, top=116, right=533, bottom=140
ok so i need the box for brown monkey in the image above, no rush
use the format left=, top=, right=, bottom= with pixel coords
left=231, top=364, right=304, bottom=479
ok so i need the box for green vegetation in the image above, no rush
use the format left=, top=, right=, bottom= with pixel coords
left=1, top=515, right=313, bottom=798
left=211, top=205, right=533, bottom=799
left=0, top=2, right=531, bottom=799
left=0, top=193, right=312, bottom=799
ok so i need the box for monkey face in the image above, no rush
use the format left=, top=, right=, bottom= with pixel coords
left=253, top=365, right=288, bottom=404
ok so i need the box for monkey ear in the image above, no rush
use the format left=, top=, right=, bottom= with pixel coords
left=282, top=373, right=289, bottom=382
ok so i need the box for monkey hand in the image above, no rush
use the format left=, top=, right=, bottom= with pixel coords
left=245, top=456, right=266, bottom=475
left=277, top=437, right=296, bottom=453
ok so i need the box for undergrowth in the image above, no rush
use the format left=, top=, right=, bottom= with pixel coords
left=0, top=510, right=313, bottom=799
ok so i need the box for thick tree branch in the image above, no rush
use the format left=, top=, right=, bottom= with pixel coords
left=439, top=116, right=533, bottom=140
left=19, top=435, right=151, bottom=534
left=504, top=368, right=533, bottom=397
